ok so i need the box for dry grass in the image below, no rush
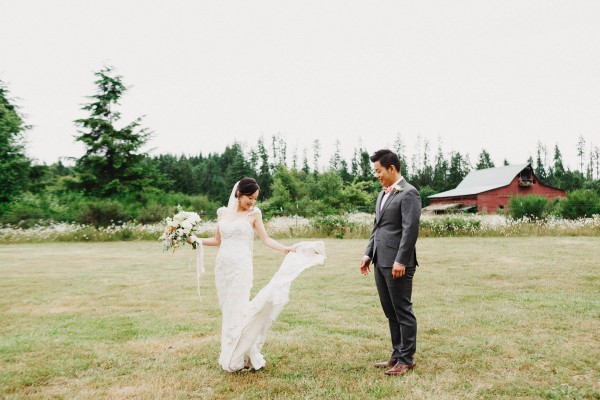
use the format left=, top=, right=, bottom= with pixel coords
left=1, top=238, right=599, bottom=399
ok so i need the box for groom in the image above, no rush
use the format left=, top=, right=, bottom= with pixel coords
left=360, top=149, right=421, bottom=376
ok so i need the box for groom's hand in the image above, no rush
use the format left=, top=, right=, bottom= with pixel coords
left=360, top=256, right=371, bottom=275
left=392, top=262, right=406, bottom=279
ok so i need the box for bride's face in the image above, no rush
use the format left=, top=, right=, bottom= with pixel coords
left=238, top=190, right=259, bottom=211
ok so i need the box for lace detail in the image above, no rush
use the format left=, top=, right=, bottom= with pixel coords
left=214, top=219, right=326, bottom=372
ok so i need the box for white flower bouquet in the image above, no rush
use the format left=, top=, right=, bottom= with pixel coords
left=160, top=205, right=201, bottom=251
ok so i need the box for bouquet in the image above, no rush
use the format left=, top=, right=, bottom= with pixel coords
left=160, top=205, right=201, bottom=251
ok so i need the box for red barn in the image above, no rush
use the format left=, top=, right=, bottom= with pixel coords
left=425, top=163, right=566, bottom=213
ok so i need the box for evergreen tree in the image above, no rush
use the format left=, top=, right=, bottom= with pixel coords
left=410, top=135, right=422, bottom=181
left=222, top=143, right=254, bottom=188
left=535, top=141, right=547, bottom=180
left=73, top=66, right=153, bottom=197
left=248, top=149, right=259, bottom=175
left=358, top=150, right=373, bottom=182
left=447, top=151, right=469, bottom=189
left=256, top=137, right=272, bottom=198
left=338, top=159, right=352, bottom=183
left=576, top=135, right=586, bottom=173
left=0, top=80, right=30, bottom=203
left=351, top=148, right=359, bottom=176
left=432, top=144, right=448, bottom=191
left=475, top=149, right=495, bottom=170
left=301, top=148, right=310, bottom=174
left=329, top=140, right=342, bottom=171
left=393, top=133, right=409, bottom=177
left=550, top=145, right=564, bottom=182
left=416, top=139, right=433, bottom=188
left=291, top=145, right=298, bottom=170
left=312, top=139, right=321, bottom=173
left=593, top=145, right=600, bottom=180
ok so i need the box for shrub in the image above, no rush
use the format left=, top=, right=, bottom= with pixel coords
left=136, top=203, right=167, bottom=224
left=78, top=199, right=132, bottom=227
left=559, top=189, right=600, bottom=219
left=420, top=217, right=481, bottom=237
left=0, top=192, right=76, bottom=227
left=310, top=214, right=353, bottom=239
left=419, top=186, right=437, bottom=207
left=508, top=195, right=549, bottom=220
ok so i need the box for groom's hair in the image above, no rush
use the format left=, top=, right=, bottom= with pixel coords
left=370, top=149, right=401, bottom=172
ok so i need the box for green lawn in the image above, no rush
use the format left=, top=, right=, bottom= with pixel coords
left=1, top=238, right=599, bottom=399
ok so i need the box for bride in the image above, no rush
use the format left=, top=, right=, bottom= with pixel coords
left=191, top=178, right=325, bottom=372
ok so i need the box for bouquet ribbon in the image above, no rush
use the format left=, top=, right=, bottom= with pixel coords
left=196, top=239, right=205, bottom=298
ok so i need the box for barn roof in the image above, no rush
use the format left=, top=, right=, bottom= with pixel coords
left=429, top=163, right=530, bottom=198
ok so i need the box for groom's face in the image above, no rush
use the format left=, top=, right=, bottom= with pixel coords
left=373, top=161, right=396, bottom=187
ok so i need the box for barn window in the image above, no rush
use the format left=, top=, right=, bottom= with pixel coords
left=519, top=167, right=534, bottom=187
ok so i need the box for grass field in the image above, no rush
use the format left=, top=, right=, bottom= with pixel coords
left=1, top=238, right=599, bottom=399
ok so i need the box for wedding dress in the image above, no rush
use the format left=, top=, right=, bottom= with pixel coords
left=213, top=208, right=326, bottom=372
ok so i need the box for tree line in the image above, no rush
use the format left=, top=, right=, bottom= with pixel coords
left=1, top=67, right=599, bottom=227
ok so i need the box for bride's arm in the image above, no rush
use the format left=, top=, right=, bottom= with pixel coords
left=253, top=209, right=294, bottom=254
left=191, top=222, right=221, bottom=246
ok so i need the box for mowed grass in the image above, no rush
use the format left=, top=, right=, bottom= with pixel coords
left=0, top=238, right=598, bottom=399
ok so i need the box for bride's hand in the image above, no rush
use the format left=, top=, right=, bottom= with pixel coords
left=283, top=246, right=295, bottom=254
left=187, top=235, right=197, bottom=244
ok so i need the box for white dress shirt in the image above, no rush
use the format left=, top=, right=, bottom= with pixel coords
left=380, top=178, right=403, bottom=210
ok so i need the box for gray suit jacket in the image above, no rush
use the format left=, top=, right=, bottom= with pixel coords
left=364, top=179, right=421, bottom=268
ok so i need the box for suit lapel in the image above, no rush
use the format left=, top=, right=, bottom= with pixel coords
left=379, top=191, right=398, bottom=219
left=375, top=191, right=384, bottom=222
left=377, top=179, right=407, bottom=222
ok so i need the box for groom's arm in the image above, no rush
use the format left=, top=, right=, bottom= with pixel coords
left=360, top=216, right=377, bottom=275
left=395, top=189, right=421, bottom=266
left=364, top=215, right=377, bottom=259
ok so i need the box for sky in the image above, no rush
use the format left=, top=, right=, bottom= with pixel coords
left=1, top=0, right=599, bottom=171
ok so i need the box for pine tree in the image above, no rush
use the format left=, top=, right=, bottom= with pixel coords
left=256, top=137, right=272, bottom=198
left=475, top=149, right=495, bottom=170
left=312, top=139, right=321, bottom=173
left=432, top=143, right=448, bottom=191
left=393, top=133, right=409, bottom=177
left=0, top=80, right=30, bottom=203
left=576, top=135, right=586, bottom=173
left=73, top=66, right=153, bottom=197
left=329, top=140, right=342, bottom=171
left=448, top=151, right=469, bottom=188
left=535, top=142, right=547, bottom=180
left=301, top=148, right=310, bottom=174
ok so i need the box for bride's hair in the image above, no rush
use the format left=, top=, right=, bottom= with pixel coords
left=236, top=178, right=260, bottom=197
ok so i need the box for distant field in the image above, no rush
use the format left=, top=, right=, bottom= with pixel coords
left=1, top=238, right=598, bottom=399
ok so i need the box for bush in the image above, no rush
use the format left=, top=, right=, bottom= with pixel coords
left=78, top=199, right=132, bottom=227
left=420, top=217, right=481, bottom=237
left=136, top=203, right=167, bottom=224
left=310, top=214, right=353, bottom=239
left=419, top=186, right=437, bottom=207
left=0, top=192, right=77, bottom=227
left=508, top=195, right=549, bottom=220
left=559, top=189, right=600, bottom=219
left=122, top=192, right=220, bottom=222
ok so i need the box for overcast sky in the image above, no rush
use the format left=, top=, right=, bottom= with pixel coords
left=1, top=0, right=599, bottom=171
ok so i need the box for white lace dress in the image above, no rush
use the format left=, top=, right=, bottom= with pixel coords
left=214, top=211, right=326, bottom=372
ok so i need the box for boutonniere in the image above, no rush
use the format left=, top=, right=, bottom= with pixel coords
left=384, top=184, right=403, bottom=194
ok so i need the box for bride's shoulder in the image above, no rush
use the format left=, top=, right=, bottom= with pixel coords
left=249, top=207, right=261, bottom=216
left=217, top=207, right=228, bottom=218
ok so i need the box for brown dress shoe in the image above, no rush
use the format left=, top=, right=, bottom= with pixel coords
left=384, top=362, right=416, bottom=376
left=374, top=358, right=397, bottom=368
